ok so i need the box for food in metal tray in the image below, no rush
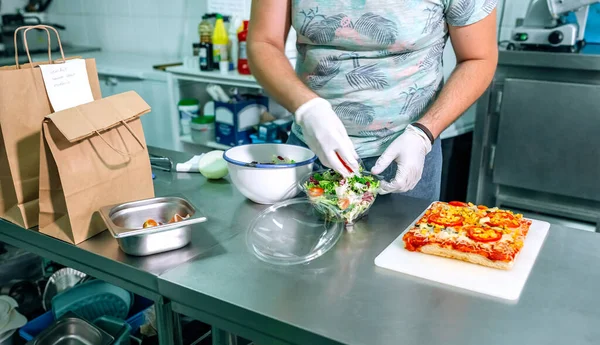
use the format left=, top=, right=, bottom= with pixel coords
left=142, top=213, right=190, bottom=228
left=402, top=201, right=532, bottom=270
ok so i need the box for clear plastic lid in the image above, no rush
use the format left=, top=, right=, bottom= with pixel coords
left=247, top=198, right=344, bottom=265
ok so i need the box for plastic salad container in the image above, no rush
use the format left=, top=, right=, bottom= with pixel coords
left=247, top=198, right=345, bottom=266
left=246, top=167, right=381, bottom=266
left=298, top=169, right=380, bottom=226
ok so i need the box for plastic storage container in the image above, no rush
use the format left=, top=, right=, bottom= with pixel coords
left=19, top=296, right=153, bottom=341
left=178, top=99, right=200, bottom=135
left=190, top=116, right=215, bottom=145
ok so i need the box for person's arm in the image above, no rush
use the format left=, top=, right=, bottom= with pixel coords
left=372, top=8, right=497, bottom=194
left=247, top=0, right=316, bottom=112
left=417, top=9, right=498, bottom=138
left=247, top=0, right=359, bottom=175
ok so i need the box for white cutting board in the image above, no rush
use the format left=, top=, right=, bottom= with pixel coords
left=375, top=214, right=550, bottom=301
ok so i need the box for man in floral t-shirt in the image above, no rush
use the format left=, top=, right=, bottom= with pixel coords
left=248, top=0, right=497, bottom=202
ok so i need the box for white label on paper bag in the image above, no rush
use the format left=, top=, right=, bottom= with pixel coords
left=39, top=59, right=94, bottom=112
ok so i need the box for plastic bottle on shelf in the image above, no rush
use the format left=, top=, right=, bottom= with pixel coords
left=212, top=14, right=229, bottom=72
left=199, top=15, right=214, bottom=71
left=228, top=16, right=240, bottom=71
left=238, top=20, right=251, bottom=75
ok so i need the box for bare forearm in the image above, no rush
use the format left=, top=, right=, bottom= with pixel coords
left=418, top=58, right=496, bottom=138
left=248, top=42, right=317, bottom=112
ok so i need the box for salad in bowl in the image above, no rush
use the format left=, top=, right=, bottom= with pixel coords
left=300, top=169, right=380, bottom=225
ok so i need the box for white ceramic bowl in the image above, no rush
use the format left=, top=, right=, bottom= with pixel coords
left=223, top=144, right=317, bottom=204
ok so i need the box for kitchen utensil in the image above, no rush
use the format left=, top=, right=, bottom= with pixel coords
left=42, top=267, right=87, bottom=311
left=28, top=312, right=113, bottom=345
left=247, top=198, right=344, bottom=266
left=19, top=296, right=153, bottom=342
left=223, top=144, right=317, bottom=204
left=98, top=197, right=207, bottom=256
left=149, top=154, right=173, bottom=172
left=93, top=316, right=132, bottom=345
left=374, top=209, right=550, bottom=301
left=51, top=280, right=132, bottom=321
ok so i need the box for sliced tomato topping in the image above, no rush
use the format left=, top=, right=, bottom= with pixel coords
left=307, top=187, right=324, bottom=197
left=428, top=213, right=464, bottom=227
left=449, top=201, right=468, bottom=207
left=487, top=211, right=520, bottom=228
left=338, top=198, right=350, bottom=210
left=477, top=205, right=488, bottom=210
left=466, top=225, right=502, bottom=243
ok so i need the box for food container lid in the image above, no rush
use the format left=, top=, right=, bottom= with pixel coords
left=247, top=198, right=344, bottom=266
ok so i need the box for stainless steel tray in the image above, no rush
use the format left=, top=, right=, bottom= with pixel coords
left=28, top=312, right=114, bottom=345
left=98, top=197, right=207, bottom=256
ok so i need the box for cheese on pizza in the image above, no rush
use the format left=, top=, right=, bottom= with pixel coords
left=402, top=201, right=532, bottom=270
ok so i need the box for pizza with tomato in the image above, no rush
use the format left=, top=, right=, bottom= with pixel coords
left=402, top=201, right=532, bottom=270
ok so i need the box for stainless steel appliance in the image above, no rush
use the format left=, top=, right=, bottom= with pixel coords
left=509, top=0, right=599, bottom=52
left=468, top=49, right=600, bottom=232
left=0, top=13, right=65, bottom=57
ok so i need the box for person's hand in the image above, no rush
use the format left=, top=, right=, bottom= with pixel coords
left=371, top=124, right=432, bottom=194
left=295, top=98, right=359, bottom=176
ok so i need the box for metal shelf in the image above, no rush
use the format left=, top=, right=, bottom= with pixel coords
left=180, top=135, right=231, bottom=151
left=166, top=66, right=260, bottom=89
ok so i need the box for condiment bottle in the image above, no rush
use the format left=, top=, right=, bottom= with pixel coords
left=238, top=20, right=251, bottom=75
left=212, top=14, right=229, bottom=70
left=199, top=15, right=214, bottom=71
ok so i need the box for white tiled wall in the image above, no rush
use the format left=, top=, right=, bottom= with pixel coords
left=39, top=0, right=255, bottom=57
left=0, top=0, right=27, bottom=14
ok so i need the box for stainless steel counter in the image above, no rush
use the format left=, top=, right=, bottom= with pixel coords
left=1, top=148, right=599, bottom=345
left=158, top=170, right=600, bottom=345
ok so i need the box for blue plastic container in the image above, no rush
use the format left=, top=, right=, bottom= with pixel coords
left=19, top=296, right=153, bottom=341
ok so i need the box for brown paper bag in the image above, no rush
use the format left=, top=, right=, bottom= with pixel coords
left=39, top=91, right=155, bottom=244
left=0, top=25, right=101, bottom=228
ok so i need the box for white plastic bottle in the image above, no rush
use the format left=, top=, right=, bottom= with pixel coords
left=228, top=16, right=240, bottom=71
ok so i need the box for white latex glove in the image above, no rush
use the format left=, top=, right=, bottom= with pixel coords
left=371, top=124, right=432, bottom=195
left=295, top=98, right=359, bottom=176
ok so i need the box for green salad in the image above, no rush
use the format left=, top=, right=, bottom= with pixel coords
left=303, top=169, right=380, bottom=224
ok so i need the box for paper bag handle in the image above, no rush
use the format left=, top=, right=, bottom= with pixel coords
left=14, top=25, right=66, bottom=69
left=94, top=121, right=146, bottom=157
left=23, top=25, right=66, bottom=67
left=13, top=25, right=50, bottom=68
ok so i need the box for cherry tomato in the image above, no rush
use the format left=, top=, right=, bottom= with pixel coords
left=487, top=211, right=520, bottom=228
left=143, top=219, right=158, bottom=228
left=466, top=225, right=502, bottom=243
left=338, top=198, right=350, bottom=210
left=449, top=201, right=468, bottom=207
left=307, top=187, right=324, bottom=197
left=428, top=213, right=464, bottom=227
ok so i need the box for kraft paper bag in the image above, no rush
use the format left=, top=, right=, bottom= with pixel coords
left=38, top=91, right=156, bottom=244
left=0, top=25, right=101, bottom=228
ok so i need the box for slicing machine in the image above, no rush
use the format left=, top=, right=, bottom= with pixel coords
left=510, top=0, right=599, bottom=52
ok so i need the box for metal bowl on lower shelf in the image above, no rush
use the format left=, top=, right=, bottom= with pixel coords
left=99, top=197, right=207, bottom=256
left=27, top=312, right=113, bottom=345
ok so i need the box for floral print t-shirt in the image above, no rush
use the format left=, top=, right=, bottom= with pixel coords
left=291, top=0, right=496, bottom=158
